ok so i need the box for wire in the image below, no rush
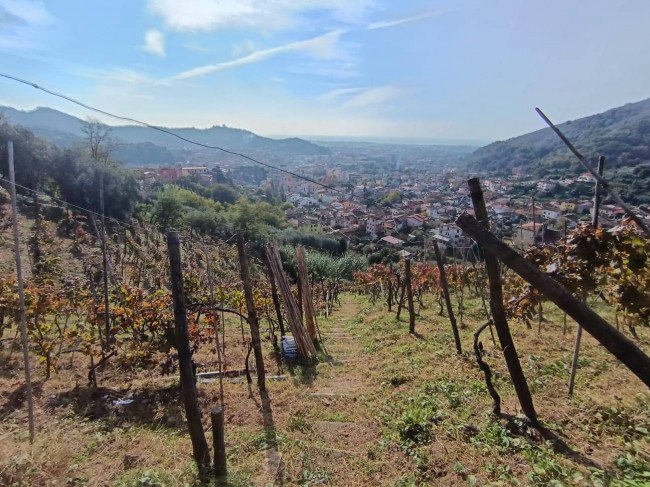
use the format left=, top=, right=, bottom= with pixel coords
left=0, top=72, right=354, bottom=199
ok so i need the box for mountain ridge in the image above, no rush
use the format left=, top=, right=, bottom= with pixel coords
left=0, top=105, right=331, bottom=165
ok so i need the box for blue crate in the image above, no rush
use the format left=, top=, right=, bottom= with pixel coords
left=281, top=336, right=298, bottom=359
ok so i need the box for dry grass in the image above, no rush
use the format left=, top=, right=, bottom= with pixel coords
left=1, top=291, right=649, bottom=486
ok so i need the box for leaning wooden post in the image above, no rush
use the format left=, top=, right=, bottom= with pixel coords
left=568, top=156, right=605, bottom=396
left=467, top=178, right=538, bottom=424
left=236, top=233, right=266, bottom=392
left=433, top=241, right=462, bottom=354
left=166, top=231, right=212, bottom=476
left=211, top=406, right=227, bottom=476
left=455, top=213, right=650, bottom=388
left=405, top=258, right=416, bottom=334
left=8, top=141, right=35, bottom=443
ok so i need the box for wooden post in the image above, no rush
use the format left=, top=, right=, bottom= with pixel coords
left=405, top=259, right=416, bottom=334
left=568, top=156, right=605, bottom=396
left=8, top=141, right=35, bottom=443
left=467, top=178, right=538, bottom=424
left=166, top=231, right=211, bottom=476
left=237, top=233, right=266, bottom=392
left=433, top=242, right=462, bottom=354
left=396, top=280, right=406, bottom=320
left=201, top=244, right=225, bottom=408
left=387, top=264, right=393, bottom=312
left=99, top=171, right=111, bottom=351
left=211, top=406, right=227, bottom=476
left=455, top=213, right=650, bottom=388
left=265, top=256, right=285, bottom=337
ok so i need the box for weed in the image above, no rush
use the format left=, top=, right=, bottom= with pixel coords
left=289, top=414, right=311, bottom=433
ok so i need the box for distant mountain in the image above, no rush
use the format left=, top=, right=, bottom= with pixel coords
left=0, top=106, right=331, bottom=165
left=467, top=98, right=650, bottom=176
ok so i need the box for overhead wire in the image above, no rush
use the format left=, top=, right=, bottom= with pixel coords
left=0, top=72, right=355, bottom=199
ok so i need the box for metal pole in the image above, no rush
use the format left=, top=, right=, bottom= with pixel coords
left=8, top=141, right=35, bottom=443
left=568, top=156, right=604, bottom=396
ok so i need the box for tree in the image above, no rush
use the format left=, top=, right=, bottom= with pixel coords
left=81, top=117, right=118, bottom=164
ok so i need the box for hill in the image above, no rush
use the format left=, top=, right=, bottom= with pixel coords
left=0, top=106, right=331, bottom=165
left=466, top=98, right=650, bottom=203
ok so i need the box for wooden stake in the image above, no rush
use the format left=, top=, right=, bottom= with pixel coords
left=467, top=178, right=538, bottom=424
left=211, top=406, right=227, bottom=476
left=455, top=212, right=650, bottom=388
left=265, top=255, right=285, bottom=337
left=568, top=156, right=605, bottom=396
left=201, top=244, right=225, bottom=408
left=404, top=259, right=416, bottom=333
left=166, top=231, right=211, bottom=476
left=8, top=141, right=35, bottom=443
left=237, top=233, right=266, bottom=392
left=99, top=171, right=111, bottom=351
left=433, top=242, right=462, bottom=354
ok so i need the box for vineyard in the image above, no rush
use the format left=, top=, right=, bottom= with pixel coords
left=0, top=176, right=649, bottom=486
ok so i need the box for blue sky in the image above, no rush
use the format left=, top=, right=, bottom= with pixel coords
left=1, top=0, right=650, bottom=143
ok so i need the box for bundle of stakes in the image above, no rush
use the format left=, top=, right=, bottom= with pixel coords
left=295, top=246, right=319, bottom=342
left=265, top=243, right=317, bottom=359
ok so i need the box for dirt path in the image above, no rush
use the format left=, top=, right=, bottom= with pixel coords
left=298, top=295, right=382, bottom=470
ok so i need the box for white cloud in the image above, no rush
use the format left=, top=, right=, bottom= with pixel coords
left=168, top=29, right=345, bottom=81
left=366, top=11, right=440, bottom=30
left=142, top=29, right=166, bottom=57
left=341, top=85, right=403, bottom=110
left=147, top=0, right=374, bottom=32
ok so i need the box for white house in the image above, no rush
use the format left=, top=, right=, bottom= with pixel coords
left=541, top=206, right=561, bottom=220
left=366, top=217, right=383, bottom=237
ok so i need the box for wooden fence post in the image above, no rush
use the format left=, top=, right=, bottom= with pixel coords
left=433, top=241, right=462, bottom=354
left=8, top=141, right=35, bottom=443
left=568, top=156, right=605, bottom=396
left=211, top=406, right=227, bottom=476
left=166, top=231, right=212, bottom=476
left=237, top=233, right=266, bottom=392
left=405, top=259, right=416, bottom=334
left=455, top=213, right=650, bottom=388
left=467, top=178, right=538, bottom=424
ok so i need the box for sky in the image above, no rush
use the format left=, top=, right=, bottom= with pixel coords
left=1, top=0, right=650, bottom=144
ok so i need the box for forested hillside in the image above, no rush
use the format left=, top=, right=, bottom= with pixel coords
left=467, top=98, right=650, bottom=202
left=0, top=106, right=330, bottom=166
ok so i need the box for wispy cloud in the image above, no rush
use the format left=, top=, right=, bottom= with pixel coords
left=0, top=0, right=55, bottom=51
left=168, top=29, right=345, bottom=81
left=366, top=11, right=440, bottom=30
left=317, top=85, right=404, bottom=110
left=0, top=0, right=51, bottom=25
left=141, top=29, right=166, bottom=57
left=341, top=85, right=403, bottom=109
left=77, top=67, right=155, bottom=85
left=147, top=0, right=374, bottom=32
left=317, top=87, right=364, bottom=103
